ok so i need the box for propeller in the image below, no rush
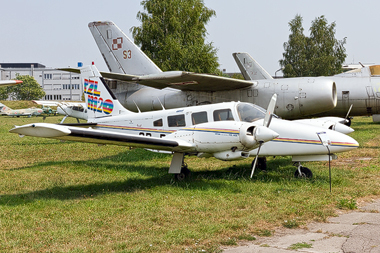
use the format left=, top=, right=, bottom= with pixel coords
left=343, top=104, right=353, bottom=126
left=250, top=94, right=278, bottom=178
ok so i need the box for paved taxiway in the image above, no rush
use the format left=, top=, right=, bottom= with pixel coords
left=223, top=198, right=380, bottom=252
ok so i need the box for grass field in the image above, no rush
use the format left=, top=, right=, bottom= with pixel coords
left=1, top=103, right=380, bottom=252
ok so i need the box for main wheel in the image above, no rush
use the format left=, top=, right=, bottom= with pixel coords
left=174, top=166, right=191, bottom=181
left=294, top=166, right=313, bottom=178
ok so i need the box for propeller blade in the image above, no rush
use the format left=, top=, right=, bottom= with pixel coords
left=263, top=94, right=277, bottom=127
left=251, top=94, right=278, bottom=178
left=345, top=104, right=353, bottom=119
left=250, top=142, right=262, bottom=178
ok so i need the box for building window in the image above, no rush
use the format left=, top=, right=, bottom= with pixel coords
left=44, top=74, right=52, bottom=79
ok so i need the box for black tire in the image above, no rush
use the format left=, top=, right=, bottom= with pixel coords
left=294, top=166, right=313, bottom=178
left=174, top=166, right=191, bottom=181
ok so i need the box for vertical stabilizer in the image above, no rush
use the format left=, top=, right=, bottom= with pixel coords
left=80, top=64, right=132, bottom=119
left=88, top=21, right=162, bottom=75
left=0, top=103, right=12, bottom=114
left=233, top=52, right=273, bottom=80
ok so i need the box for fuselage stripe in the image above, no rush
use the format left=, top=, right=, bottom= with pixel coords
left=273, top=138, right=358, bottom=147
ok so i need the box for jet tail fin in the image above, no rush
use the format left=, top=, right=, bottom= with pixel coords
left=0, top=103, right=12, bottom=113
left=233, top=52, right=273, bottom=80
left=80, top=64, right=132, bottom=120
left=88, top=21, right=162, bottom=75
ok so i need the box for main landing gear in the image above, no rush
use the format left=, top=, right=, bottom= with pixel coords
left=294, top=162, right=313, bottom=178
left=170, top=153, right=191, bottom=181
left=174, top=162, right=191, bottom=181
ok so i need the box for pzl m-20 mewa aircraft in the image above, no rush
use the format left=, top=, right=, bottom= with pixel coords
left=10, top=65, right=358, bottom=180
left=62, top=21, right=338, bottom=120
left=234, top=52, right=380, bottom=124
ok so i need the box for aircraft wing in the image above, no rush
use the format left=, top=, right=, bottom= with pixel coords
left=33, top=100, right=84, bottom=107
left=9, top=123, right=195, bottom=152
left=59, top=68, right=254, bottom=92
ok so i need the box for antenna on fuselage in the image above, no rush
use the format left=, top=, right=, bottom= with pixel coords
left=132, top=100, right=141, bottom=113
left=156, top=97, right=166, bottom=110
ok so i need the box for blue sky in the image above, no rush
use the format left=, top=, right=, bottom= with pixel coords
left=1, top=0, right=379, bottom=75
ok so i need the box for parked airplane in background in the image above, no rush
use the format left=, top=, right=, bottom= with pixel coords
left=234, top=52, right=380, bottom=123
left=0, top=102, right=44, bottom=117
left=0, top=80, right=22, bottom=87
left=33, top=100, right=87, bottom=122
left=10, top=65, right=358, bottom=180
left=64, top=20, right=337, bottom=120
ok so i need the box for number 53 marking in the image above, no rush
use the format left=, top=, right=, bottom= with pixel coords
left=123, top=50, right=132, bottom=59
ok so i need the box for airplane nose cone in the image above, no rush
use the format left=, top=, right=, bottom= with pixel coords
left=255, top=126, right=279, bottom=142
left=330, top=132, right=359, bottom=152
left=334, top=123, right=354, bottom=134
left=57, top=107, right=65, bottom=115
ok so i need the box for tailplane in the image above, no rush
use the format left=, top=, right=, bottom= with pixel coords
left=88, top=21, right=162, bottom=75
left=233, top=52, right=273, bottom=80
left=81, top=64, right=131, bottom=119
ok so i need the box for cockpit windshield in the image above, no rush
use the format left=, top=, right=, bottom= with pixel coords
left=237, top=103, right=266, bottom=122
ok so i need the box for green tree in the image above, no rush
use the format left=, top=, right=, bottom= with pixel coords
left=0, top=87, right=8, bottom=100
left=8, top=75, right=45, bottom=100
left=131, top=0, right=219, bottom=73
left=279, top=15, right=347, bottom=77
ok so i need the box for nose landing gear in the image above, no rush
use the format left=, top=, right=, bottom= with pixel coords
left=294, top=162, right=313, bottom=178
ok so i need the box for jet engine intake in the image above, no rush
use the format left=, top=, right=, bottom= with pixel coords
left=297, top=79, right=337, bottom=117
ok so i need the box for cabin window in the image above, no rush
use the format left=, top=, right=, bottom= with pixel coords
left=153, top=118, right=163, bottom=127
left=168, top=114, right=186, bottom=127
left=72, top=106, right=84, bottom=112
left=191, top=111, right=208, bottom=125
left=213, top=109, right=234, bottom=121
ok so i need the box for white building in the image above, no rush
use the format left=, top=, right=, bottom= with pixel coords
left=0, top=63, right=82, bottom=101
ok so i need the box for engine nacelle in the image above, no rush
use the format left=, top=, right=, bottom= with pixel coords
left=266, top=78, right=337, bottom=119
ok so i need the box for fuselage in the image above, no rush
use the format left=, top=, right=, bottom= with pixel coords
left=90, top=101, right=358, bottom=157
left=313, top=66, right=380, bottom=118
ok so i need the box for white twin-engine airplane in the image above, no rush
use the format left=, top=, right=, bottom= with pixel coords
left=10, top=65, right=359, bottom=180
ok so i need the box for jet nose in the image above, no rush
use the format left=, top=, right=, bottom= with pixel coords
left=333, top=123, right=354, bottom=134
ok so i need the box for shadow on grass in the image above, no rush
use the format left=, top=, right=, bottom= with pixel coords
left=1, top=154, right=332, bottom=206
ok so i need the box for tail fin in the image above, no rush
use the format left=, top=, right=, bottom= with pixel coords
left=233, top=52, right=273, bottom=80
left=81, top=64, right=132, bottom=119
left=88, top=21, right=162, bottom=75
left=0, top=103, right=12, bottom=113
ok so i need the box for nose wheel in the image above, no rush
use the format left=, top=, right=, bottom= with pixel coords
left=294, top=162, right=313, bottom=178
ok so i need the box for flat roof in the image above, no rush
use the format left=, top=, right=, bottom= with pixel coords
left=0, top=63, right=46, bottom=68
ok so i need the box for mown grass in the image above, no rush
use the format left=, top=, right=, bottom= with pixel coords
left=0, top=108, right=379, bottom=252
